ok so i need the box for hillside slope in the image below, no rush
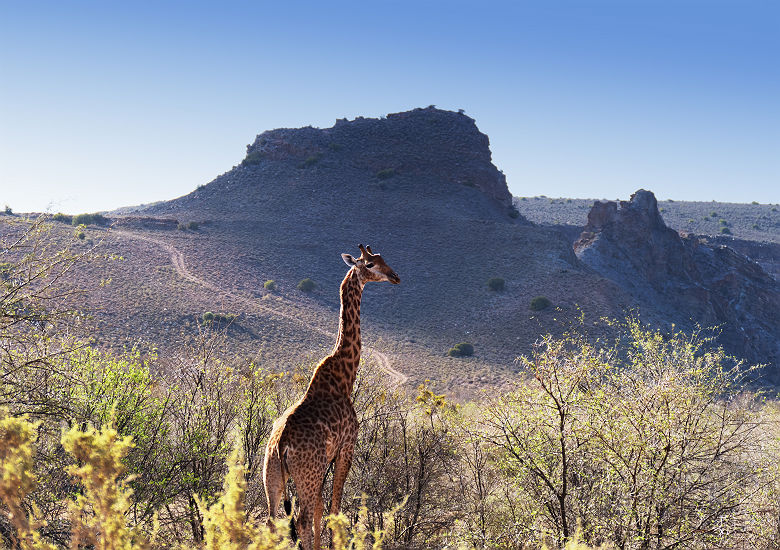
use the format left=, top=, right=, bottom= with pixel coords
left=48, top=107, right=776, bottom=391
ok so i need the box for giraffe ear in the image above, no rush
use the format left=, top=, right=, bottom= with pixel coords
left=342, top=253, right=357, bottom=266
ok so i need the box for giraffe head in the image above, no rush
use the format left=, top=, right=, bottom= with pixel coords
left=341, top=244, right=400, bottom=285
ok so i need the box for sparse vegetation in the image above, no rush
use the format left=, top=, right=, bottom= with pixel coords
left=241, top=150, right=265, bottom=166
left=328, top=142, right=343, bottom=152
left=530, top=295, right=552, bottom=311
left=202, top=311, right=236, bottom=324
left=299, top=153, right=322, bottom=168
left=52, top=212, right=72, bottom=223
left=448, top=342, right=474, bottom=357
left=264, top=280, right=277, bottom=291
left=376, top=168, right=396, bottom=180
left=178, top=221, right=200, bottom=231
left=721, top=226, right=732, bottom=234
left=71, top=212, right=108, bottom=226
left=297, top=278, right=316, bottom=292
left=487, top=277, right=505, bottom=291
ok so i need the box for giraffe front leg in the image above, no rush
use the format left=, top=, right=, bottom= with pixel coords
left=330, top=445, right=354, bottom=516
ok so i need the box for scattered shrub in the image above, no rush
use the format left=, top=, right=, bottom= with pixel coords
left=3, top=205, right=12, bottom=215
left=300, top=153, right=322, bottom=168
left=530, top=295, right=552, bottom=311
left=687, top=218, right=695, bottom=223
left=508, top=208, right=520, bottom=219
left=448, top=342, right=474, bottom=357
left=487, top=278, right=505, bottom=292
left=297, top=278, right=316, bottom=292
left=719, top=219, right=728, bottom=225
left=71, top=213, right=108, bottom=226
left=53, top=212, right=72, bottom=223
left=328, top=142, right=343, bottom=152
left=752, top=201, right=759, bottom=205
left=376, top=168, right=396, bottom=180
left=241, top=150, right=264, bottom=166
left=264, top=280, right=277, bottom=291
left=752, top=223, right=760, bottom=229
left=710, top=211, right=718, bottom=217
left=720, top=226, right=732, bottom=234
left=202, top=311, right=235, bottom=324
left=178, top=221, right=200, bottom=231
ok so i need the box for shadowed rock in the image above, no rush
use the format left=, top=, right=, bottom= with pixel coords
left=576, top=189, right=779, bottom=377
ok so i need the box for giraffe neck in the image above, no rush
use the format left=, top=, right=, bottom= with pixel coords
left=308, top=268, right=363, bottom=396
left=333, top=268, right=363, bottom=375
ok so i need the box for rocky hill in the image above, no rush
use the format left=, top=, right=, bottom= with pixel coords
left=575, top=190, right=779, bottom=376
left=38, top=107, right=776, bottom=392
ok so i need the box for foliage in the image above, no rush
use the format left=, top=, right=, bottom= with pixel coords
left=241, top=151, right=265, bottom=166
left=299, top=153, right=322, bottom=168
left=71, top=213, right=108, bottom=226
left=202, top=311, right=235, bottom=324
left=297, top=278, right=316, bottom=292
left=487, top=277, right=505, bottom=291
left=721, top=226, right=732, bottom=234
left=509, top=207, right=520, bottom=219
left=448, top=342, right=474, bottom=357
left=52, top=212, right=72, bottom=224
left=0, top=411, right=57, bottom=550
left=530, top=295, right=552, bottom=311
left=263, top=280, right=277, bottom=291
left=483, top=321, right=766, bottom=548
left=62, top=420, right=153, bottom=550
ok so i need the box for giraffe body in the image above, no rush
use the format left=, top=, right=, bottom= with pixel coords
left=263, top=245, right=399, bottom=550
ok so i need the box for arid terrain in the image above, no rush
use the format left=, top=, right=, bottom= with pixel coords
left=7, top=107, right=778, bottom=393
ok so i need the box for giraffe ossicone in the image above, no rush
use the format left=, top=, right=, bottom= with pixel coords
left=262, top=244, right=400, bottom=550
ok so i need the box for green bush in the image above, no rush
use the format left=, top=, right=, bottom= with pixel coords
left=448, top=342, right=474, bottom=357
left=263, top=280, right=277, bottom=291
left=530, top=295, right=552, bottom=311
left=53, top=212, right=72, bottom=223
left=487, top=278, right=505, bottom=292
left=719, top=219, right=728, bottom=225
left=241, top=150, right=264, bottom=166
left=202, top=312, right=235, bottom=324
left=71, top=213, right=108, bottom=226
left=188, top=221, right=199, bottom=230
left=720, top=226, right=732, bottom=234
left=710, top=211, right=718, bottom=217
left=376, top=168, right=396, bottom=180
left=752, top=201, right=759, bottom=205
left=297, top=278, right=316, bottom=292
left=300, top=153, right=322, bottom=168
left=328, top=142, right=343, bottom=152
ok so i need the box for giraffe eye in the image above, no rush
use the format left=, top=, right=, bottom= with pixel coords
left=365, top=262, right=374, bottom=268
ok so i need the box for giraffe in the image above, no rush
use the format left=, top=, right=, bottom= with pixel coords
left=263, top=244, right=400, bottom=550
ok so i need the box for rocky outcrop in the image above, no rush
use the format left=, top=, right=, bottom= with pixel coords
left=244, top=106, right=513, bottom=208
left=575, top=189, right=779, bottom=375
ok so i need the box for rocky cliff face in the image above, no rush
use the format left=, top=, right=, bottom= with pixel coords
left=575, top=190, right=780, bottom=375
left=244, top=106, right=513, bottom=208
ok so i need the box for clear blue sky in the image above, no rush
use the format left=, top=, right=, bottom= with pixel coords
left=1, top=0, right=778, bottom=213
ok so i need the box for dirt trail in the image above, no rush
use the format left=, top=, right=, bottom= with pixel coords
left=114, top=229, right=408, bottom=386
